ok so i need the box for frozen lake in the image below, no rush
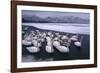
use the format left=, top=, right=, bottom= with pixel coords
left=22, top=23, right=90, bottom=35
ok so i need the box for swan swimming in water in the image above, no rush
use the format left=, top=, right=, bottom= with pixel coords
left=53, top=37, right=60, bottom=47
left=22, top=35, right=32, bottom=45
left=70, top=34, right=78, bottom=41
left=74, top=42, right=81, bottom=47
left=74, top=36, right=83, bottom=47
left=53, top=41, right=60, bottom=48
left=53, top=37, right=69, bottom=53
left=45, top=36, right=54, bottom=53
left=32, top=37, right=38, bottom=47
left=45, top=45, right=54, bottom=53
left=56, top=46, right=69, bottom=53
left=22, top=40, right=32, bottom=45
left=26, top=46, right=40, bottom=53
left=47, top=32, right=52, bottom=36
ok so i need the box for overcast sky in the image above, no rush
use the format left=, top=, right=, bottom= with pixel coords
left=22, top=10, right=90, bottom=19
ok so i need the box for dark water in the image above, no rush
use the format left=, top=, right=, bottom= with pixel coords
left=22, top=26, right=90, bottom=62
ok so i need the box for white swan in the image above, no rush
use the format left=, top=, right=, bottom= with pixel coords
left=45, top=36, right=54, bottom=53
left=25, top=36, right=32, bottom=41
left=46, top=36, right=52, bottom=45
left=70, top=35, right=78, bottom=41
left=42, top=33, right=46, bottom=38
left=53, top=41, right=60, bottom=47
left=61, top=35, right=68, bottom=40
left=46, top=36, right=51, bottom=41
left=57, top=34, right=61, bottom=38
left=45, top=45, right=54, bottom=53
left=47, top=41, right=52, bottom=46
left=38, top=42, right=42, bottom=47
left=47, top=32, right=52, bottom=36
left=53, top=38, right=70, bottom=53
left=40, top=38, right=45, bottom=42
left=22, top=40, right=32, bottom=45
left=32, top=40, right=38, bottom=46
left=26, top=46, right=40, bottom=53
left=74, top=36, right=83, bottom=47
left=55, top=33, right=59, bottom=36
left=74, top=41, right=81, bottom=47
left=36, top=30, right=39, bottom=32
left=56, top=46, right=69, bottom=53
left=68, top=38, right=71, bottom=43
left=51, top=34, right=54, bottom=38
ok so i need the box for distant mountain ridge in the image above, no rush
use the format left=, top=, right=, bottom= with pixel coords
left=22, top=15, right=90, bottom=24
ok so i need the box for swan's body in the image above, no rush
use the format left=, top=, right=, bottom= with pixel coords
left=74, top=41, right=81, bottom=47
left=26, top=46, right=40, bottom=53
left=25, top=36, right=32, bottom=41
left=56, top=46, right=69, bottom=53
left=53, top=38, right=70, bottom=53
left=47, top=32, right=52, bottom=36
left=45, top=36, right=54, bottom=53
left=74, top=36, right=83, bottom=47
left=45, top=45, right=54, bottom=53
left=70, top=35, right=78, bottom=41
left=22, top=40, right=32, bottom=45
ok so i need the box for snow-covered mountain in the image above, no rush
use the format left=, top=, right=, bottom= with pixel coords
left=22, top=15, right=89, bottom=24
